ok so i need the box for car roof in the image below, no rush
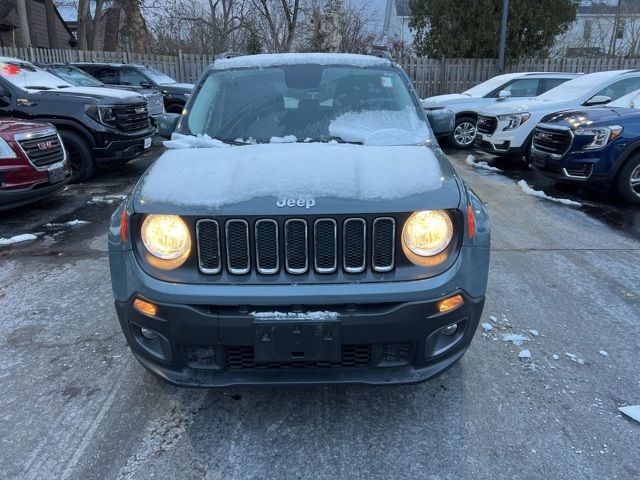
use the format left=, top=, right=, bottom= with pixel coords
left=72, top=62, right=146, bottom=68
left=211, top=53, right=393, bottom=71
left=517, top=72, right=580, bottom=78
left=0, top=56, right=30, bottom=64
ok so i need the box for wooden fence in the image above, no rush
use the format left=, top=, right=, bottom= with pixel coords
left=3, top=46, right=640, bottom=98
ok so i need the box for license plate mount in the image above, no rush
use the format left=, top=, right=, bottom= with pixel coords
left=48, top=164, right=66, bottom=184
left=143, top=137, right=152, bottom=149
left=253, top=317, right=341, bottom=363
left=532, top=153, right=547, bottom=168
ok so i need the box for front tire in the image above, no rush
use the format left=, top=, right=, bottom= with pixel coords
left=448, top=116, right=476, bottom=149
left=59, top=130, right=95, bottom=183
left=615, top=154, right=640, bottom=205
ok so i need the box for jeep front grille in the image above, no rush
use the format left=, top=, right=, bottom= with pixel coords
left=196, top=217, right=396, bottom=276
left=17, top=131, right=65, bottom=169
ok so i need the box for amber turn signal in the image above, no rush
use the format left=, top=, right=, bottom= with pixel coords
left=133, top=298, right=158, bottom=317
left=437, top=294, right=464, bottom=313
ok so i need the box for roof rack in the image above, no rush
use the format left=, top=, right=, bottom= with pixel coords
left=215, top=52, right=245, bottom=60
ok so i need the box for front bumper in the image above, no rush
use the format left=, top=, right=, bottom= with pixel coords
left=115, top=291, right=485, bottom=387
left=474, top=133, right=528, bottom=158
left=0, top=174, right=71, bottom=211
left=93, top=129, right=155, bottom=167
left=529, top=146, right=613, bottom=185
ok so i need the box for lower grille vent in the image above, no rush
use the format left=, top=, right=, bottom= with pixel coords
left=225, top=344, right=371, bottom=369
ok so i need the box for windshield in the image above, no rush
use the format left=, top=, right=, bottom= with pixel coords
left=463, top=73, right=522, bottom=97
left=142, top=67, right=176, bottom=85
left=182, top=65, right=430, bottom=145
left=537, top=72, right=617, bottom=102
left=0, top=60, right=72, bottom=90
left=48, top=65, right=102, bottom=87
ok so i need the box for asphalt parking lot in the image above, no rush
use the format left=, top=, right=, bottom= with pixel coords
left=1, top=142, right=639, bottom=480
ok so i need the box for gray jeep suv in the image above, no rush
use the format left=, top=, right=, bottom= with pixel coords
left=108, top=53, right=490, bottom=387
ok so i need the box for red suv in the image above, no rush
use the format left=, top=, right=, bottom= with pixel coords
left=0, top=119, right=71, bottom=211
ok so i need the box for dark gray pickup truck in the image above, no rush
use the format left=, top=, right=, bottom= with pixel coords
left=108, top=53, right=490, bottom=387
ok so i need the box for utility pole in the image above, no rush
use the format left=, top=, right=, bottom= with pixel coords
left=498, top=0, right=509, bottom=73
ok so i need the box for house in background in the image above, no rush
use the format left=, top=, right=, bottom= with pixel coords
left=0, top=0, right=75, bottom=49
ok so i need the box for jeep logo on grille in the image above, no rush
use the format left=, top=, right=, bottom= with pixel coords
left=276, top=198, right=316, bottom=209
left=37, top=140, right=55, bottom=150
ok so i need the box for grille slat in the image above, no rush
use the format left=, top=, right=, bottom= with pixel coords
left=314, top=219, right=337, bottom=273
left=285, top=219, right=308, bottom=274
left=197, top=217, right=396, bottom=276
left=225, top=220, right=250, bottom=274
left=476, top=115, right=498, bottom=135
left=18, top=132, right=65, bottom=168
left=225, top=345, right=371, bottom=369
left=115, top=102, right=151, bottom=132
left=343, top=218, right=366, bottom=273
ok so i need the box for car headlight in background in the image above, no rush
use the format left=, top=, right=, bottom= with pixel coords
left=0, top=137, right=17, bottom=159
left=402, top=210, right=454, bottom=266
left=575, top=125, right=623, bottom=150
left=141, top=214, right=191, bottom=268
left=84, top=104, right=117, bottom=127
left=498, top=113, right=530, bottom=131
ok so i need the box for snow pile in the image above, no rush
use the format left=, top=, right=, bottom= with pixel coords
left=481, top=323, right=493, bottom=332
left=213, top=53, right=390, bottom=71
left=619, top=405, right=640, bottom=423
left=502, top=333, right=529, bottom=346
left=517, top=180, right=582, bottom=207
left=45, top=219, right=89, bottom=228
left=329, top=108, right=431, bottom=146
left=88, top=194, right=127, bottom=205
left=0, top=233, right=38, bottom=246
left=163, top=133, right=231, bottom=150
left=250, top=311, right=339, bottom=320
left=270, top=135, right=297, bottom=144
left=138, top=143, right=443, bottom=208
left=565, top=352, right=586, bottom=364
left=518, top=349, right=531, bottom=360
left=465, top=155, right=503, bottom=172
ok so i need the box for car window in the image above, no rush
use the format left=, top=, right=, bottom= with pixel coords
left=119, top=68, right=148, bottom=86
left=92, top=67, right=118, bottom=84
left=540, top=78, right=570, bottom=93
left=593, top=77, right=640, bottom=101
left=500, top=78, right=540, bottom=97
left=50, top=66, right=102, bottom=87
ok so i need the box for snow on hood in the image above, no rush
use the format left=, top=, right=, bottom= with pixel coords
left=53, top=86, right=144, bottom=99
left=328, top=109, right=430, bottom=146
left=137, top=143, right=443, bottom=208
left=213, top=53, right=391, bottom=70
left=421, top=94, right=471, bottom=106
left=163, top=133, right=230, bottom=149
left=480, top=97, right=567, bottom=116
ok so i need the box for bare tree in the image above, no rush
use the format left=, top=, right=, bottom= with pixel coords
left=116, top=0, right=149, bottom=53
left=45, top=0, right=60, bottom=48
left=251, top=0, right=301, bottom=52
left=15, top=0, right=31, bottom=48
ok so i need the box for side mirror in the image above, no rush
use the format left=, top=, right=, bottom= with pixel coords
left=426, top=109, right=455, bottom=138
left=156, top=113, right=180, bottom=139
left=584, top=95, right=612, bottom=106
left=497, top=90, right=512, bottom=100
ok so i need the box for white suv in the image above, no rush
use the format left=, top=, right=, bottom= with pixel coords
left=421, top=73, right=576, bottom=149
left=475, top=70, right=640, bottom=160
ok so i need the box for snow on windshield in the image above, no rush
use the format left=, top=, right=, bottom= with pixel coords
left=462, top=73, right=523, bottom=97
left=537, top=71, right=630, bottom=102
left=139, top=143, right=443, bottom=208
left=213, top=53, right=391, bottom=71
left=0, top=61, right=72, bottom=90
left=329, top=108, right=430, bottom=145
left=608, top=89, right=640, bottom=108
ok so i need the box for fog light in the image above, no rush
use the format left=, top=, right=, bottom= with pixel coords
left=440, top=324, right=458, bottom=336
left=437, top=294, right=464, bottom=313
left=133, top=298, right=157, bottom=317
left=140, top=327, right=158, bottom=339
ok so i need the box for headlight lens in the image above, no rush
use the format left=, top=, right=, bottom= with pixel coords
left=84, top=104, right=117, bottom=127
left=141, top=214, right=191, bottom=261
left=498, top=113, right=530, bottom=130
left=0, top=137, right=17, bottom=159
left=402, top=210, right=454, bottom=258
left=575, top=125, right=623, bottom=149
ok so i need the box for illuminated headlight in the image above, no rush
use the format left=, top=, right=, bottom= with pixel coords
left=0, top=138, right=17, bottom=159
left=402, top=210, right=454, bottom=265
left=84, top=104, right=117, bottom=127
left=498, top=113, right=530, bottom=130
left=141, top=214, right=191, bottom=267
left=575, top=125, right=623, bottom=150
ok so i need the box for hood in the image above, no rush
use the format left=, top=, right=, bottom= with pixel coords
left=37, top=86, right=143, bottom=102
left=541, top=106, right=640, bottom=128
left=161, top=83, right=194, bottom=93
left=132, top=143, right=461, bottom=216
left=480, top=97, right=572, bottom=116
left=422, top=93, right=474, bottom=106
left=0, top=118, right=52, bottom=135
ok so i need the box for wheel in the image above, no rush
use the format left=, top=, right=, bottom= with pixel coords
left=59, top=130, right=95, bottom=183
left=614, top=154, right=640, bottom=205
left=166, top=103, right=184, bottom=114
left=448, top=116, right=476, bottom=149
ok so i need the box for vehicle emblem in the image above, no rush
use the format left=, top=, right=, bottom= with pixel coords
left=135, top=107, right=146, bottom=114
left=37, top=140, right=55, bottom=150
left=276, top=198, right=316, bottom=209
left=536, top=131, right=552, bottom=140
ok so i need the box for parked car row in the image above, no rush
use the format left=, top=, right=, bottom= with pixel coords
left=424, top=69, right=640, bottom=204
left=0, top=56, right=194, bottom=211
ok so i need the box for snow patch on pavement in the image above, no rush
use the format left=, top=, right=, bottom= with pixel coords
left=565, top=352, right=586, bottom=364
left=517, top=180, right=582, bottom=207
left=502, top=333, right=529, bottom=346
left=619, top=405, right=640, bottom=423
left=0, top=233, right=38, bottom=246
left=45, top=219, right=90, bottom=228
left=465, top=155, right=503, bottom=172
left=598, top=350, right=608, bottom=357
left=87, top=194, right=127, bottom=205
left=481, top=323, right=493, bottom=332
left=528, top=329, right=539, bottom=337
left=518, top=349, right=531, bottom=360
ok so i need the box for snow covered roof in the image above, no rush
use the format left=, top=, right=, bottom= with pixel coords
left=212, top=53, right=392, bottom=71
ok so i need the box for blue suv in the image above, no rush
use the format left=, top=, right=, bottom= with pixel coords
left=530, top=91, right=640, bottom=204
